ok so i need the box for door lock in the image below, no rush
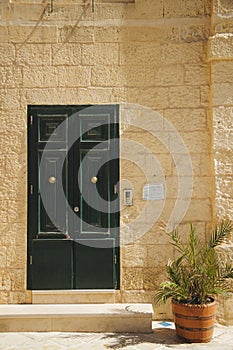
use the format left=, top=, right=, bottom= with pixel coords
left=74, top=206, right=79, bottom=213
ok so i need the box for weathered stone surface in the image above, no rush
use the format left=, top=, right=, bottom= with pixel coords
left=58, top=66, right=91, bottom=87
left=58, top=25, right=94, bottom=43
left=22, top=87, right=79, bottom=105
left=213, top=83, right=233, bottom=106
left=168, top=86, right=201, bottom=108
left=125, top=0, right=164, bottom=20
left=143, top=267, right=167, bottom=290
left=147, top=244, right=174, bottom=268
left=16, top=44, right=51, bottom=66
left=121, top=268, right=143, bottom=290
left=0, top=67, right=22, bottom=87
left=154, top=65, right=184, bottom=86
left=164, top=0, right=211, bottom=18
left=95, top=24, right=210, bottom=44
left=77, top=87, right=113, bottom=104
left=9, top=26, right=58, bottom=43
left=52, top=44, right=81, bottom=65
left=0, top=26, right=8, bottom=43
left=184, top=64, right=210, bottom=85
left=212, top=61, right=233, bottom=83
left=22, top=66, right=58, bottom=88
left=184, top=199, right=212, bottom=222
left=164, top=108, right=208, bottom=131
left=82, top=43, right=119, bottom=66
left=0, top=0, right=231, bottom=324
left=121, top=245, right=147, bottom=268
left=0, top=44, right=15, bottom=65
left=0, top=270, right=11, bottom=291
left=209, top=34, right=233, bottom=60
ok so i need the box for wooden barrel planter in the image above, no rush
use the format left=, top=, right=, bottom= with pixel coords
left=172, top=299, right=217, bottom=343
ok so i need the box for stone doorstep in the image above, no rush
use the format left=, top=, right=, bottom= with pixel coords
left=31, top=289, right=118, bottom=304
left=0, top=303, right=153, bottom=333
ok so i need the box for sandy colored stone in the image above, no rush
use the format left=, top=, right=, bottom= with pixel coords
left=125, top=0, right=164, bottom=20
left=168, top=86, right=200, bottom=108
left=22, top=87, right=79, bottom=105
left=16, top=44, right=51, bottom=66
left=0, top=223, right=27, bottom=247
left=143, top=267, right=167, bottom=290
left=164, top=108, right=208, bottom=132
left=6, top=247, right=26, bottom=269
left=58, top=25, right=94, bottom=43
left=78, top=87, right=113, bottom=104
left=0, top=26, right=8, bottom=43
left=0, top=67, right=22, bottom=87
left=126, top=87, right=169, bottom=109
left=57, top=66, right=91, bottom=87
left=10, top=269, right=26, bottom=291
left=0, top=270, right=11, bottom=291
left=147, top=244, right=174, bottom=268
left=0, top=44, right=15, bottom=65
left=183, top=198, right=212, bottom=222
left=8, top=26, right=58, bottom=43
left=52, top=44, right=81, bottom=65
left=120, top=290, right=154, bottom=304
left=154, top=64, right=184, bottom=86
left=213, top=83, right=233, bottom=106
left=212, top=61, right=233, bottom=83
left=163, top=0, right=211, bottom=18
left=82, top=43, right=119, bottom=66
left=170, top=131, right=211, bottom=154
left=121, top=244, right=147, bottom=268
left=23, top=66, right=58, bottom=88
left=162, top=42, right=203, bottom=64
left=209, top=33, right=233, bottom=60
left=0, top=0, right=231, bottom=325
left=121, top=268, right=143, bottom=290
left=184, top=63, right=210, bottom=85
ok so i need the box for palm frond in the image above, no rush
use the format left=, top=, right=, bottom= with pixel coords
left=154, top=220, right=233, bottom=305
left=209, top=220, right=233, bottom=248
left=154, top=281, right=187, bottom=304
left=168, top=229, right=185, bottom=255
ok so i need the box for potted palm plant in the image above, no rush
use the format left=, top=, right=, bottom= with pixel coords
left=154, top=220, right=233, bottom=343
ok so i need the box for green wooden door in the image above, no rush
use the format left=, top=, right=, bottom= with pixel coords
left=27, top=105, right=119, bottom=290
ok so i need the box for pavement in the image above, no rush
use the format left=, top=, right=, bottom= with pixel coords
left=0, top=321, right=233, bottom=350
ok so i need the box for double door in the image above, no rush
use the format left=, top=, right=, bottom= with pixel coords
left=27, top=105, right=119, bottom=290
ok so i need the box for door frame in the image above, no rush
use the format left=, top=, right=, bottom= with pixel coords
left=27, top=104, right=120, bottom=290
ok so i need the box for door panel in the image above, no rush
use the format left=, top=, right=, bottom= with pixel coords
left=39, top=150, right=67, bottom=235
left=32, top=239, right=73, bottom=290
left=27, top=105, right=119, bottom=290
left=74, top=239, right=116, bottom=289
left=79, top=149, right=109, bottom=234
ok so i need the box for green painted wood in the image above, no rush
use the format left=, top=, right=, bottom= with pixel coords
left=32, top=239, right=73, bottom=290
left=27, top=105, right=119, bottom=290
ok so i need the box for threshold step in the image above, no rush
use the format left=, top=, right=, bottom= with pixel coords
left=32, top=289, right=118, bottom=304
left=0, top=303, right=153, bottom=333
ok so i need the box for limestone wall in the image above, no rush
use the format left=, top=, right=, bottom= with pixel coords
left=208, top=0, right=233, bottom=325
left=0, top=0, right=230, bottom=322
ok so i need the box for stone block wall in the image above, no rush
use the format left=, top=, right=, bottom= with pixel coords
left=0, top=0, right=231, bottom=323
left=208, top=0, right=233, bottom=325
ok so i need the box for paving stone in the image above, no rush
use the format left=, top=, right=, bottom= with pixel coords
left=0, top=323, right=233, bottom=349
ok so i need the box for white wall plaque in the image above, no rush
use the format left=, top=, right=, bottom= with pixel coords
left=143, top=183, right=165, bottom=200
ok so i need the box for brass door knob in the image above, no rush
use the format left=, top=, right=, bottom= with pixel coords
left=91, top=176, right=98, bottom=184
left=49, top=176, right=56, bottom=184
left=74, top=206, right=79, bottom=213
